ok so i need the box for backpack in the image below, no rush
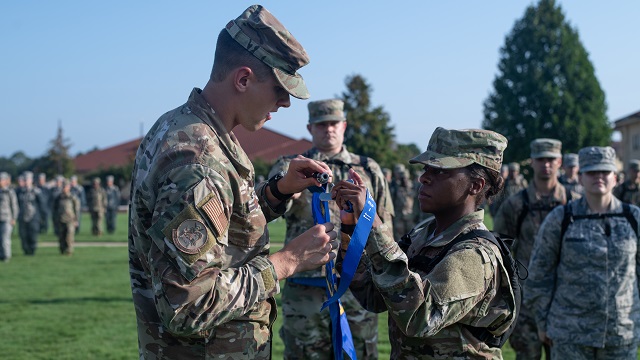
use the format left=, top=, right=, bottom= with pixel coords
left=559, top=201, right=639, bottom=240
left=515, top=188, right=573, bottom=238
left=399, top=228, right=523, bottom=348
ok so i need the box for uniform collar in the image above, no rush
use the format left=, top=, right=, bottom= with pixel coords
left=416, top=209, right=487, bottom=249
left=186, top=88, right=252, bottom=179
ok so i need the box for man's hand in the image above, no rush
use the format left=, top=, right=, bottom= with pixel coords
left=278, top=155, right=332, bottom=194
left=269, top=222, right=338, bottom=280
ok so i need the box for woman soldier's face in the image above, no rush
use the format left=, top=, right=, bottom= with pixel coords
left=417, top=166, right=471, bottom=214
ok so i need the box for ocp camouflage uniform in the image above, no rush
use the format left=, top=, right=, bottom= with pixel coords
left=129, top=88, right=283, bottom=359
left=37, top=181, right=51, bottom=234
left=348, top=210, right=514, bottom=359
left=17, top=185, right=44, bottom=255
left=614, top=180, right=640, bottom=206
left=105, top=183, right=120, bottom=234
left=71, top=181, right=86, bottom=234
left=490, top=175, right=528, bottom=218
left=391, top=165, right=414, bottom=240
left=0, top=180, right=19, bottom=261
left=88, top=184, right=107, bottom=236
left=493, top=182, right=579, bottom=359
left=269, top=146, right=394, bottom=360
left=526, top=196, right=640, bottom=358
left=53, top=190, right=80, bottom=255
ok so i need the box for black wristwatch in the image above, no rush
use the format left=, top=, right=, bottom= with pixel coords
left=268, top=171, right=293, bottom=201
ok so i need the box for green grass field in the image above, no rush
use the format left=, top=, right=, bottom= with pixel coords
left=0, top=212, right=531, bottom=359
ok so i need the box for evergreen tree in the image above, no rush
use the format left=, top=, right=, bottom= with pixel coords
left=41, top=121, right=75, bottom=177
left=340, top=74, right=398, bottom=168
left=483, top=0, right=609, bottom=163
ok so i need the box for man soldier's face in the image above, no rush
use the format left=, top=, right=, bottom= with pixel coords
left=532, top=157, right=561, bottom=181
left=307, top=120, right=346, bottom=153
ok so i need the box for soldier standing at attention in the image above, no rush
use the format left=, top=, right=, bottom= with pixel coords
left=526, top=146, right=640, bottom=359
left=613, top=160, right=640, bottom=206
left=52, top=179, right=80, bottom=256
left=494, top=138, right=580, bottom=360
left=269, top=99, right=394, bottom=359
left=88, top=177, right=106, bottom=236
left=390, top=163, right=414, bottom=240
left=50, top=175, right=64, bottom=236
left=104, top=175, right=120, bottom=234
left=36, top=173, right=51, bottom=234
left=70, top=175, right=86, bottom=234
left=0, top=172, right=19, bottom=262
left=332, top=128, right=517, bottom=358
left=558, top=153, right=583, bottom=195
left=16, top=171, right=44, bottom=255
left=128, top=5, right=340, bottom=359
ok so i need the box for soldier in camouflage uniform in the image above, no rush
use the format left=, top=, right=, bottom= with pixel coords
left=16, top=171, right=44, bottom=255
left=36, top=173, right=51, bottom=234
left=558, top=153, right=584, bottom=195
left=0, top=172, right=19, bottom=262
left=390, top=163, right=414, bottom=240
left=128, top=5, right=341, bottom=359
left=526, top=146, right=640, bottom=359
left=88, top=177, right=107, bottom=236
left=613, top=159, right=640, bottom=206
left=332, top=127, right=516, bottom=358
left=490, top=162, right=528, bottom=218
left=52, top=179, right=80, bottom=255
left=269, top=99, right=394, bottom=360
left=104, top=175, right=121, bottom=234
left=50, top=175, right=64, bottom=236
left=70, top=175, right=86, bottom=234
left=494, top=139, right=580, bottom=360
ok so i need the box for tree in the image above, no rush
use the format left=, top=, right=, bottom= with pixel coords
left=340, top=74, right=398, bottom=169
left=482, top=0, right=609, bottom=163
left=40, top=121, right=75, bottom=177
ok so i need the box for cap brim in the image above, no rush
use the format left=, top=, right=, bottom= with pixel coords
left=409, top=150, right=475, bottom=169
left=274, top=68, right=309, bottom=100
left=580, top=164, right=617, bottom=173
left=531, top=152, right=562, bottom=159
left=309, top=115, right=346, bottom=124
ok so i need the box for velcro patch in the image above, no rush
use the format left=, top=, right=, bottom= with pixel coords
left=201, top=192, right=228, bottom=238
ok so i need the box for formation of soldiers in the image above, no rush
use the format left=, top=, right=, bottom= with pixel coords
left=0, top=172, right=121, bottom=260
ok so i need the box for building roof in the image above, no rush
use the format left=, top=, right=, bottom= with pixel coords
left=614, top=110, right=640, bottom=129
left=73, top=127, right=312, bottom=174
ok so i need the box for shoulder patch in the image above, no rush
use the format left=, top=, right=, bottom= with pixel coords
left=201, top=192, right=228, bottom=238
left=172, top=219, right=208, bottom=254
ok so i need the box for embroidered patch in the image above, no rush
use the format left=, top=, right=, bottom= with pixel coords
left=201, top=193, right=228, bottom=238
left=172, top=219, right=208, bottom=254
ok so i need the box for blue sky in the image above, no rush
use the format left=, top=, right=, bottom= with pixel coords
left=1, top=1, right=638, bottom=159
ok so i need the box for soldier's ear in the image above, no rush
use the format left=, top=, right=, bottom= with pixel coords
left=468, top=177, right=485, bottom=196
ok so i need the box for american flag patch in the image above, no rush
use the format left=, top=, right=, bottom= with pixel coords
left=202, top=194, right=228, bottom=237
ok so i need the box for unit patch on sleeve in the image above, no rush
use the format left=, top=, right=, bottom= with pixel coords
left=172, top=219, right=208, bottom=254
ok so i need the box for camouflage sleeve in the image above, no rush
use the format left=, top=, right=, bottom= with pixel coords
left=74, top=197, right=81, bottom=220
left=359, top=224, right=493, bottom=337
left=144, top=164, right=279, bottom=336
left=523, top=205, right=564, bottom=332
left=493, top=196, right=516, bottom=237
left=338, top=229, right=389, bottom=313
left=255, top=156, right=294, bottom=219
left=10, top=189, right=18, bottom=221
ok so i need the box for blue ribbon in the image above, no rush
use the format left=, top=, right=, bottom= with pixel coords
left=310, top=190, right=357, bottom=360
left=321, top=189, right=376, bottom=311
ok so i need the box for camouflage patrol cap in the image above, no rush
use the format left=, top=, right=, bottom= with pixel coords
left=563, top=153, right=579, bottom=167
left=308, top=99, right=346, bottom=124
left=628, top=160, right=640, bottom=171
left=578, top=146, right=617, bottom=173
left=530, top=138, right=562, bottom=159
left=226, top=5, right=310, bottom=99
left=409, top=127, right=507, bottom=172
left=508, top=162, right=520, bottom=171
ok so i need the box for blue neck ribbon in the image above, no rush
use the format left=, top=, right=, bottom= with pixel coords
left=310, top=185, right=377, bottom=360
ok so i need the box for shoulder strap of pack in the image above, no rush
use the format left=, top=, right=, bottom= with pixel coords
left=515, top=189, right=529, bottom=238
left=561, top=202, right=639, bottom=239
